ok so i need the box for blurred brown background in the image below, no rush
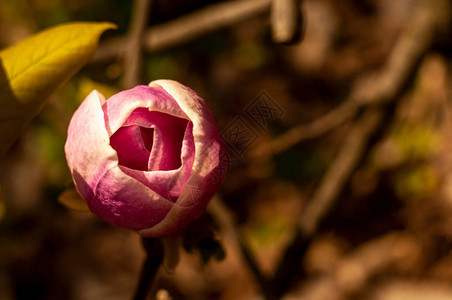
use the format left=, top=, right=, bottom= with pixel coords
left=1, top=0, right=452, bottom=299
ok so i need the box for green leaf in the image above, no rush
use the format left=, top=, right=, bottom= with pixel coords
left=0, top=22, right=116, bottom=160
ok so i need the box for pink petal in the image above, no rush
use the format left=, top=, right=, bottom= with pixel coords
left=138, top=201, right=199, bottom=237
left=139, top=142, right=227, bottom=237
left=109, top=125, right=152, bottom=171
left=148, top=80, right=227, bottom=207
left=102, top=85, right=188, bottom=136
left=65, top=90, right=118, bottom=204
left=90, top=166, right=173, bottom=230
left=66, top=82, right=227, bottom=237
left=120, top=122, right=195, bottom=201
left=147, top=112, right=188, bottom=171
left=120, top=108, right=189, bottom=171
left=107, top=103, right=195, bottom=201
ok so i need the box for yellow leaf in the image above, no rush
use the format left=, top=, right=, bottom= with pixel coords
left=58, top=188, right=90, bottom=211
left=77, top=77, right=119, bottom=104
left=0, top=22, right=116, bottom=160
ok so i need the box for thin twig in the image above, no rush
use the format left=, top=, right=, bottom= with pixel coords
left=142, top=0, right=271, bottom=53
left=298, top=108, right=383, bottom=236
left=206, top=196, right=272, bottom=300
left=210, top=0, right=449, bottom=298
left=121, top=0, right=152, bottom=88
left=249, top=98, right=359, bottom=160
left=249, top=0, right=451, bottom=161
left=267, top=0, right=450, bottom=298
left=295, top=0, right=450, bottom=235
left=132, top=238, right=164, bottom=300
left=267, top=109, right=383, bottom=299
left=270, top=0, right=303, bottom=44
left=93, top=0, right=273, bottom=62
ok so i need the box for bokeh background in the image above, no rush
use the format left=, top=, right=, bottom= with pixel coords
left=1, top=0, right=452, bottom=299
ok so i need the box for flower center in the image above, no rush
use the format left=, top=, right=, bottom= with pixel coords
left=109, top=108, right=189, bottom=172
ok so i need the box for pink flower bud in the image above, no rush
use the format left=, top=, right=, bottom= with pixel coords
left=65, top=80, right=227, bottom=237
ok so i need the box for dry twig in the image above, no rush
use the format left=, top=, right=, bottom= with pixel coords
left=206, top=196, right=272, bottom=299
left=249, top=0, right=451, bottom=161
left=249, top=98, right=359, bottom=160
left=207, top=0, right=452, bottom=298
left=93, top=0, right=273, bottom=62
left=270, top=0, right=303, bottom=44
left=271, top=0, right=450, bottom=298
left=121, top=0, right=152, bottom=88
left=296, top=0, right=450, bottom=235
left=298, top=109, right=382, bottom=236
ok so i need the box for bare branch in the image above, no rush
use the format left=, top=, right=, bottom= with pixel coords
left=121, top=0, right=152, bottom=88
left=298, top=109, right=382, bottom=235
left=207, top=196, right=272, bottom=300
left=93, top=0, right=272, bottom=62
left=271, top=0, right=303, bottom=44
left=249, top=98, right=359, bottom=160
left=266, top=109, right=383, bottom=299
left=142, top=0, right=271, bottom=53
left=266, top=0, right=451, bottom=297
left=249, top=0, right=451, bottom=161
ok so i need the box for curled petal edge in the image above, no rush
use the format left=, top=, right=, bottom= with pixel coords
left=65, top=90, right=117, bottom=203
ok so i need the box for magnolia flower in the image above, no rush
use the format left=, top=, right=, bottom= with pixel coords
left=65, top=80, right=227, bottom=237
